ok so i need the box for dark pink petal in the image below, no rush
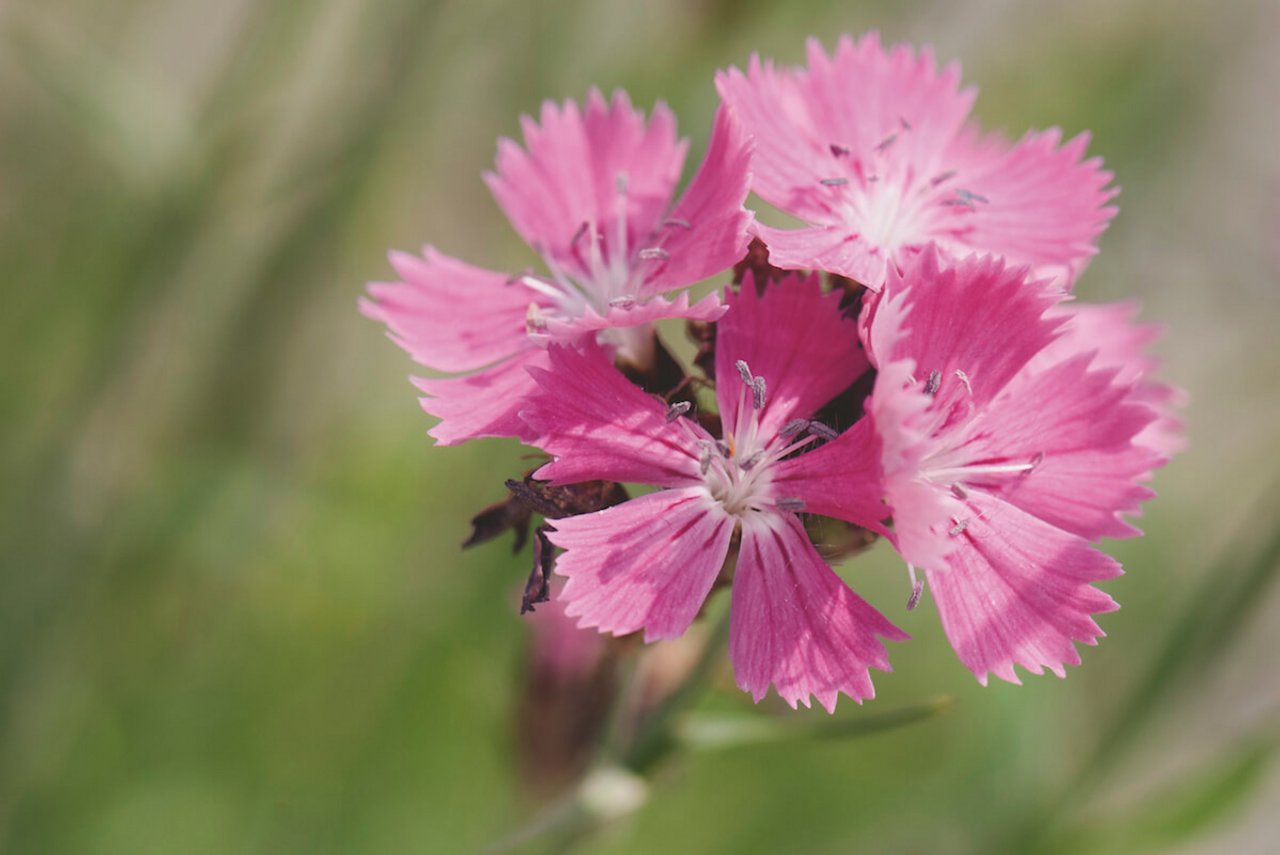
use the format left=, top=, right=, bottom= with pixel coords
left=926, top=491, right=1121, bottom=685
left=867, top=248, right=1064, bottom=409
left=730, top=515, right=907, bottom=712
left=770, top=419, right=888, bottom=532
left=522, top=344, right=706, bottom=488
left=549, top=488, right=735, bottom=641
left=412, top=349, right=546, bottom=446
left=638, top=106, right=754, bottom=295
left=715, top=273, right=869, bottom=437
left=361, top=247, right=537, bottom=373
left=485, top=89, right=686, bottom=282
left=955, top=353, right=1161, bottom=541
left=939, top=128, right=1118, bottom=287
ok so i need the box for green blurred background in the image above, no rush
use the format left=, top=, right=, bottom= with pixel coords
left=3, top=0, right=1279, bottom=852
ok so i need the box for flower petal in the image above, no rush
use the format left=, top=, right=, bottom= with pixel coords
left=412, top=349, right=546, bottom=446
left=522, top=344, right=706, bottom=487
left=770, top=418, right=888, bottom=532
left=637, top=105, right=754, bottom=295
left=750, top=223, right=889, bottom=286
left=939, top=128, right=1118, bottom=288
left=543, top=291, right=726, bottom=341
left=926, top=491, right=1121, bottom=685
left=715, top=272, right=869, bottom=438
left=485, top=89, right=686, bottom=283
left=868, top=248, right=1063, bottom=409
left=730, top=514, right=907, bottom=712
left=550, top=488, right=735, bottom=641
left=361, top=247, right=535, bottom=373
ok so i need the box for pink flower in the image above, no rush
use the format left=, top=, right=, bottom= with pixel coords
left=863, top=248, right=1168, bottom=684
left=716, top=33, right=1117, bottom=289
left=361, top=90, right=753, bottom=445
left=520, top=276, right=907, bottom=711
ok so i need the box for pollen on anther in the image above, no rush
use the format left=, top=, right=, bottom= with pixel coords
left=780, top=418, right=810, bottom=438
left=638, top=247, right=670, bottom=260
left=925, top=369, right=941, bottom=396
left=751, top=377, right=767, bottom=410
left=735, top=359, right=754, bottom=386
left=665, top=401, right=692, bottom=422
left=949, top=519, right=970, bottom=536
left=808, top=421, right=839, bottom=441
left=740, top=449, right=767, bottom=471
left=776, top=497, right=806, bottom=513
left=820, top=177, right=849, bottom=186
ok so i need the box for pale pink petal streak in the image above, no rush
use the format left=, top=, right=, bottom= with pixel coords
left=730, top=515, right=907, bottom=711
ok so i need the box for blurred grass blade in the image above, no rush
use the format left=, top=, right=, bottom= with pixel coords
left=1051, top=738, right=1275, bottom=854
left=677, top=695, right=955, bottom=752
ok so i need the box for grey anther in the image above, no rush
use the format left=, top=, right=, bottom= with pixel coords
left=807, top=421, right=839, bottom=441
left=876, top=132, right=898, bottom=152
left=665, top=401, right=692, bottom=422
left=608, top=296, right=637, bottom=310
left=829, top=143, right=851, bottom=157
left=571, top=221, right=590, bottom=246
left=930, top=170, right=958, bottom=187
left=820, top=177, right=849, bottom=186
left=662, top=217, right=692, bottom=230
left=715, top=440, right=731, bottom=458
left=951, top=483, right=969, bottom=500
left=735, top=359, right=754, bottom=385
left=615, top=173, right=629, bottom=194
left=925, top=369, right=941, bottom=397
left=906, top=580, right=924, bottom=611
left=740, top=450, right=767, bottom=471
left=780, top=418, right=810, bottom=438
left=776, top=497, right=807, bottom=513
left=638, top=247, right=670, bottom=260
left=751, top=377, right=767, bottom=410
left=1028, top=451, right=1045, bottom=470
left=949, top=519, right=970, bottom=537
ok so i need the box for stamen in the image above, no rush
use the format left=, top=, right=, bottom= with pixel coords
left=776, top=497, right=806, bottom=513
left=875, top=132, right=898, bottom=153
left=735, top=360, right=754, bottom=386
left=829, top=143, right=851, bottom=157
left=954, top=369, right=972, bottom=395
left=951, top=483, right=968, bottom=500
left=930, top=170, right=957, bottom=187
left=638, top=247, right=670, bottom=260
left=808, top=421, right=839, bottom=441
left=615, top=173, right=629, bottom=195
left=949, top=518, right=970, bottom=536
left=780, top=418, right=810, bottom=438
left=662, top=217, right=692, bottom=230
left=899, top=116, right=912, bottom=131
left=820, top=177, right=849, bottom=186
left=739, top=449, right=767, bottom=471
left=608, top=296, right=637, bottom=310
left=665, top=401, right=692, bottom=422
left=750, top=376, right=767, bottom=411
left=1029, top=451, right=1045, bottom=470
left=955, top=188, right=988, bottom=205
left=906, top=564, right=923, bottom=611
left=697, top=440, right=713, bottom=475
left=571, top=221, right=590, bottom=247
left=715, top=440, right=731, bottom=459
left=925, top=369, right=941, bottom=397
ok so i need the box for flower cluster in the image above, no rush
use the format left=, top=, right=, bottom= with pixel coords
left=363, top=33, right=1180, bottom=711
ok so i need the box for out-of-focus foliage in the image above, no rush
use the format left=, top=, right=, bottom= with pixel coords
left=2, top=1, right=1278, bottom=852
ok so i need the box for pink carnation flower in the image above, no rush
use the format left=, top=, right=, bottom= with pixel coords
left=520, top=276, right=907, bottom=712
left=361, top=90, right=753, bottom=444
left=863, top=248, right=1168, bottom=684
left=716, top=33, right=1117, bottom=289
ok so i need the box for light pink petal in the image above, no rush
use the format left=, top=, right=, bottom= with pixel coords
left=937, top=128, right=1117, bottom=288
left=770, top=419, right=889, bottom=532
left=485, top=89, right=687, bottom=282
left=954, top=353, right=1161, bottom=541
left=716, top=34, right=974, bottom=227
left=637, top=106, right=754, bottom=295
left=926, top=491, right=1121, bottom=685
left=360, top=247, right=536, bottom=373
left=1031, top=300, right=1186, bottom=456
left=412, top=349, right=546, bottom=446
left=522, top=344, right=705, bottom=487
left=867, top=360, right=965, bottom=569
left=550, top=488, right=735, bottom=641
left=751, top=223, right=889, bottom=286
left=543, top=291, right=725, bottom=340
left=715, top=273, right=869, bottom=437
left=730, top=515, right=907, bottom=712
left=867, top=248, right=1063, bottom=409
